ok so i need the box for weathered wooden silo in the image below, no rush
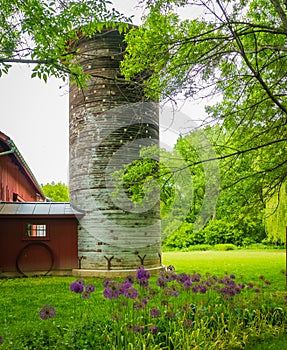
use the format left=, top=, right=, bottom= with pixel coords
left=69, top=26, right=162, bottom=274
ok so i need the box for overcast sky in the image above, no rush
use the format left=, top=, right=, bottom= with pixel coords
left=0, top=0, right=206, bottom=185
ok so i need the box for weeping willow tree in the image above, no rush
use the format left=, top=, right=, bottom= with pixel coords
left=265, top=183, right=287, bottom=245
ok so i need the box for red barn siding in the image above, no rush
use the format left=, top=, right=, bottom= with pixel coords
left=0, top=217, right=78, bottom=276
left=0, top=150, right=40, bottom=202
left=0, top=131, right=45, bottom=202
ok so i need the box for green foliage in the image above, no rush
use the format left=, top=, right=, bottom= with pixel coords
left=202, top=219, right=245, bottom=246
left=0, top=0, right=131, bottom=85
left=265, top=183, right=287, bottom=244
left=42, top=181, right=69, bottom=202
left=163, top=216, right=266, bottom=249
left=183, top=244, right=212, bottom=251
left=163, top=222, right=205, bottom=249
left=203, top=217, right=266, bottom=246
left=213, top=243, right=237, bottom=251
left=123, top=0, right=287, bottom=205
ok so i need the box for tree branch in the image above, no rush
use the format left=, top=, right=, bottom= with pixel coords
left=186, top=137, right=287, bottom=169
left=0, top=58, right=53, bottom=64
left=216, top=0, right=287, bottom=116
left=270, top=0, right=287, bottom=30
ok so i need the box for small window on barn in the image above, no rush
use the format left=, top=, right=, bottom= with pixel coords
left=26, top=224, right=47, bottom=237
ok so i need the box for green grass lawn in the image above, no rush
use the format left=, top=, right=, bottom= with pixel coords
left=0, top=250, right=286, bottom=349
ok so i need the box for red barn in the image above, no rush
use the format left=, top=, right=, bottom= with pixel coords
left=0, top=202, right=83, bottom=277
left=0, top=131, right=45, bottom=202
left=0, top=131, right=83, bottom=277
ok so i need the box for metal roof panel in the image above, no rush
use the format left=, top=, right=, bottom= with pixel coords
left=33, top=203, right=51, bottom=215
left=0, top=202, right=84, bottom=216
left=49, top=203, right=66, bottom=215
left=17, top=203, right=37, bottom=214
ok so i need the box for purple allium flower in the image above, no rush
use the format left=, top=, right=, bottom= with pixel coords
left=199, top=285, right=207, bottom=294
left=39, top=304, right=56, bottom=320
left=133, top=325, right=145, bottom=334
left=126, top=324, right=133, bottom=332
left=160, top=270, right=177, bottom=282
left=82, top=291, right=91, bottom=299
left=110, top=312, right=121, bottom=321
left=176, top=273, right=190, bottom=284
left=211, top=275, right=219, bottom=283
left=264, top=280, right=271, bottom=286
left=247, top=283, right=254, bottom=289
left=139, top=278, right=149, bottom=287
left=126, top=275, right=134, bottom=284
left=191, top=273, right=201, bottom=282
left=76, top=278, right=85, bottom=285
left=133, top=301, right=146, bottom=310
left=183, top=319, right=194, bottom=328
left=85, top=284, right=95, bottom=293
left=230, top=274, right=236, bottom=279
left=136, top=267, right=150, bottom=287
left=102, top=277, right=112, bottom=288
left=184, top=279, right=192, bottom=289
left=161, top=300, right=169, bottom=307
left=156, top=276, right=167, bottom=288
left=166, top=265, right=175, bottom=271
left=235, top=286, right=242, bottom=294
left=165, top=311, right=175, bottom=319
left=122, top=280, right=133, bottom=290
left=146, top=286, right=158, bottom=298
left=70, top=281, right=85, bottom=294
left=150, top=307, right=161, bottom=318
left=205, top=280, right=212, bottom=287
left=254, top=288, right=260, bottom=293
left=222, top=276, right=231, bottom=285
left=148, top=325, right=159, bottom=334
left=119, top=300, right=129, bottom=308
left=192, top=285, right=199, bottom=293
left=124, top=287, right=139, bottom=299
left=136, top=266, right=150, bottom=280
left=104, top=280, right=121, bottom=299
left=103, top=287, right=120, bottom=300
left=165, top=286, right=179, bottom=297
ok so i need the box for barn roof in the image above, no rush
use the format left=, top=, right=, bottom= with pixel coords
left=0, top=202, right=84, bottom=217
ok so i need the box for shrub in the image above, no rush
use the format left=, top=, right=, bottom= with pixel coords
left=184, top=244, right=213, bottom=251
left=163, top=222, right=205, bottom=249
left=202, top=217, right=266, bottom=246
left=202, top=219, right=244, bottom=245
left=213, top=244, right=237, bottom=251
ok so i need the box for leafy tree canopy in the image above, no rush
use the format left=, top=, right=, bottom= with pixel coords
left=265, top=183, right=287, bottom=244
left=0, top=0, right=131, bottom=85
left=42, top=181, right=69, bottom=202
left=122, top=0, right=287, bottom=199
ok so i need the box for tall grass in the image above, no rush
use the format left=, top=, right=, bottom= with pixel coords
left=0, top=250, right=286, bottom=349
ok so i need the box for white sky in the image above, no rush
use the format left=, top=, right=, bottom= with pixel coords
left=0, top=0, right=207, bottom=185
